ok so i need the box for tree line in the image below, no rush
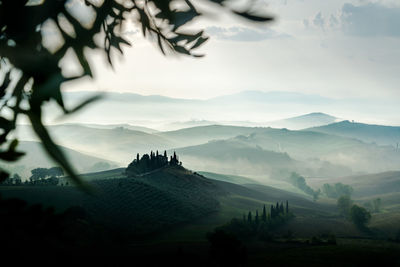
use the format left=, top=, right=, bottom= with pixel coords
left=214, top=201, right=294, bottom=242
left=0, top=167, right=64, bottom=186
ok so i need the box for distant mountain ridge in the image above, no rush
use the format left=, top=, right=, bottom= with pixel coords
left=56, top=90, right=397, bottom=128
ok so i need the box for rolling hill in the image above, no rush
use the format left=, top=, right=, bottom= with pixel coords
left=308, top=171, right=400, bottom=199
left=229, top=128, right=400, bottom=175
left=0, top=166, right=224, bottom=236
left=266, top=112, right=340, bottom=130
left=1, top=165, right=399, bottom=267
left=0, top=165, right=343, bottom=238
left=197, top=171, right=260, bottom=185
left=307, top=120, right=400, bottom=147
left=158, top=125, right=268, bottom=147
left=173, top=139, right=296, bottom=178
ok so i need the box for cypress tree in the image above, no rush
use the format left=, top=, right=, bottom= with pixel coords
left=286, top=200, right=289, bottom=214
left=280, top=202, right=284, bottom=214
left=136, top=153, right=139, bottom=162
left=164, top=150, right=167, bottom=157
left=262, top=205, right=267, bottom=222
left=255, top=210, right=259, bottom=224
left=247, top=211, right=252, bottom=223
left=271, top=205, right=275, bottom=219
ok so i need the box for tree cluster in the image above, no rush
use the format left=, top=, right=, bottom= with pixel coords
left=0, top=166, right=64, bottom=186
left=216, top=201, right=294, bottom=242
left=336, top=195, right=371, bottom=231
left=126, top=151, right=181, bottom=175
left=30, top=167, right=64, bottom=181
left=350, top=205, right=371, bottom=231
left=0, top=173, right=22, bottom=186
left=322, top=183, right=353, bottom=198
left=245, top=201, right=291, bottom=226
left=288, top=172, right=320, bottom=201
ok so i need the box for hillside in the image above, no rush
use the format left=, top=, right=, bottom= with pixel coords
left=3, top=164, right=400, bottom=256
left=0, top=141, right=118, bottom=178
left=230, top=128, right=400, bottom=175
left=307, top=120, right=400, bottom=147
left=158, top=125, right=267, bottom=147
left=173, top=140, right=296, bottom=178
left=197, top=171, right=260, bottom=185
left=0, top=165, right=346, bottom=238
left=0, top=166, right=224, bottom=236
left=308, top=171, right=400, bottom=199
left=266, top=112, right=340, bottom=130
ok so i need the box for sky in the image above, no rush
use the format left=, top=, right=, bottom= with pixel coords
left=25, top=0, right=395, bottom=126
left=61, top=0, right=400, bottom=99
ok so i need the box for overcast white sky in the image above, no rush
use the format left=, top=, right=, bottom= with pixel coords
left=62, top=0, right=400, bottom=99
left=57, top=0, right=400, bottom=125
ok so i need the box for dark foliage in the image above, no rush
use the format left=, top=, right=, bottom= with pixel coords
left=0, top=173, right=22, bottom=185
left=29, top=166, right=64, bottom=181
left=350, top=204, right=371, bottom=231
left=0, top=193, right=121, bottom=266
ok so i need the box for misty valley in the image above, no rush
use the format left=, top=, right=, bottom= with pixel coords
left=1, top=112, right=400, bottom=266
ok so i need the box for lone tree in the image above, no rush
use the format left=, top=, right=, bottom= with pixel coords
left=350, top=205, right=371, bottom=230
left=0, top=0, right=273, bottom=187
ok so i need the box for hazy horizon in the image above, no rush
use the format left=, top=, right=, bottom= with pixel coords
left=35, top=89, right=399, bottom=129
left=61, top=0, right=400, bottom=119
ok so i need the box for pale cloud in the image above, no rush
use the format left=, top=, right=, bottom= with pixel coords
left=341, top=2, right=400, bottom=37
left=313, top=12, right=325, bottom=29
left=205, top=26, right=291, bottom=41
